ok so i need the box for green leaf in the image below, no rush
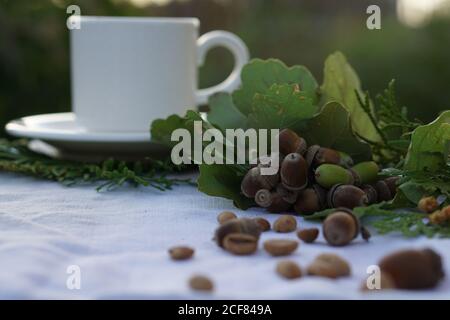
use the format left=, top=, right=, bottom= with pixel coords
left=151, top=114, right=186, bottom=148
left=247, top=84, right=317, bottom=130
left=233, top=59, right=319, bottom=116
left=198, top=163, right=254, bottom=209
left=302, top=102, right=372, bottom=162
left=321, top=51, right=380, bottom=143
left=404, top=110, right=450, bottom=172
left=207, top=92, right=247, bottom=130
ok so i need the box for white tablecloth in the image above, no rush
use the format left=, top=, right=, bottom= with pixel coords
left=0, top=171, right=449, bottom=299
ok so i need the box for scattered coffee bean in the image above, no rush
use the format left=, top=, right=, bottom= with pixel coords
left=217, top=211, right=237, bottom=224
left=215, top=218, right=262, bottom=247
left=223, top=233, right=258, bottom=255
left=273, top=215, right=297, bottom=233
left=297, top=228, right=319, bottom=243
left=307, top=253, right=351, bottom=278
left=263, top=239, right=298, bottom=256
left=276, top=260, right=302, bottom=279
left=379, top=248, right=445, bottom=289
left=168, top=246, right=194, bottom=260
left=254, top=217, right=271, bottom=231
left=189, top=275, right=214, bottom=292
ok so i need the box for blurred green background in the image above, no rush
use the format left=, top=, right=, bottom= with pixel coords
left=1, top=0, right=450, bottom=135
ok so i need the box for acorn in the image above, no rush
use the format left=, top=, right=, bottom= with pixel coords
left=338, top=151, right=354, bottom=168
left=277, top=128, right=307, bottom=155
left=241, top=166, right=278, bottom=198
left=214, top=218, right=262, bottom=248
left=384, top=176, right=400, bottom=197
left=361, top=184, right=378, bottom=204
left=314, top=164, right=354, bottom=189
left=374, top=180, right=393, bottom=201
left=254, top=189, right=273, bottom=208
left=379, top=248, right=445, bottom=289
left=276, top=184, right=299, bottom=204
left=293, top=185, right=326, bottom=215
left=306, top=145, right=354, bottom=168
left=280, top=153, right=308, bottom=191
left=351, top=161, right=379, bottom=185
left=266, top=192, right=292, bottom=213
left=327, top=184, right=368, bottom=209
left=322, top=208, right=360, bottom=246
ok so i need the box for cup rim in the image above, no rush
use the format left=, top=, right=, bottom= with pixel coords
left=78, top=16, right=199, bottom=26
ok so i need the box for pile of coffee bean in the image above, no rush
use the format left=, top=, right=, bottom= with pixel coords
left=169, top=210, right=445, bottom=292
left=240, top=129, right=400, bottom=214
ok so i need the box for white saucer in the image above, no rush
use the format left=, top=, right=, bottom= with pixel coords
left=5, top=113, right=169, bottom=161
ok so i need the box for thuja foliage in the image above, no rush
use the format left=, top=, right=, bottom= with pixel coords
left=0, top=139, right=194, bottom=191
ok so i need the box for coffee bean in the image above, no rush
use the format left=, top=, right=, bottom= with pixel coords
left=223, top=233, right=258, bottom=255
left=276, top=260, right=302, bottom=279
left=297, top=228, right=319, bottom=243
left=215, top=218, right=262, bottom=247
left=263, top=239, right=298, bottom=256
left=168, top=246, right=194, bottom=260
left=189, top=275, right=214, bottom=292
left=307, top=253, right=351, bottom=278
left=273, top=215, right=297, bottom=233
left=254, top=217, right=271, bottom=231
left=217, top=211, right=237, bottom=224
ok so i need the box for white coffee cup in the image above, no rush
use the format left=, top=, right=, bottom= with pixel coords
left=70, top=16, right=249, bottom=132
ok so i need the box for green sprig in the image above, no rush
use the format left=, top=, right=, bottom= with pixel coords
left=0, top=139, right=194, bottom=191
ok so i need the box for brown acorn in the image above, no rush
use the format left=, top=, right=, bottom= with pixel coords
left=267, top=192, right=292, bottom=213
left=306, top=145, right=352, bottom=168
left=327, top=184, right=369, bottom=209
left=374, top=180, right=393, bottom=201
left=254, top=189, right=273, bottom=208
left=361, top=184, right=378, bottom=204
left=277, top=128, right=307, bottom=155
left=379, top=248, right=445, bottom=289
left=384, top=176, right=400, bottom=197
left=280, top=153, right=308, bottom=191
left=276, top=184, right=299, bottom=204
left=241, top=166, right=278, bottom=198
left=214, top=218, right=262, bottom=248
left=322, top=208, right=360, bottom=246
left=294, top=185, right=326, bottom=215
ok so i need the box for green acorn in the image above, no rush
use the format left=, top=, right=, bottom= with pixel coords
left=351, top=161, right=379, bottom=185
left=314, top=164, right=354, bottom=189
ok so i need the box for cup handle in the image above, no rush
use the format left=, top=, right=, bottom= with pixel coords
left=195, top=31, right=250, bottom=105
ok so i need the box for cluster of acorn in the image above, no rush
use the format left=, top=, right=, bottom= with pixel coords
left=241, top=129, right=399, bottom=214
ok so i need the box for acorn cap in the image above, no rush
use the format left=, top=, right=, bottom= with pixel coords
left=306, top=145, right=321, bottom=167
left=362, top=184, right=378, bottom=204
left=255, top=189, right=272, bottom=207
